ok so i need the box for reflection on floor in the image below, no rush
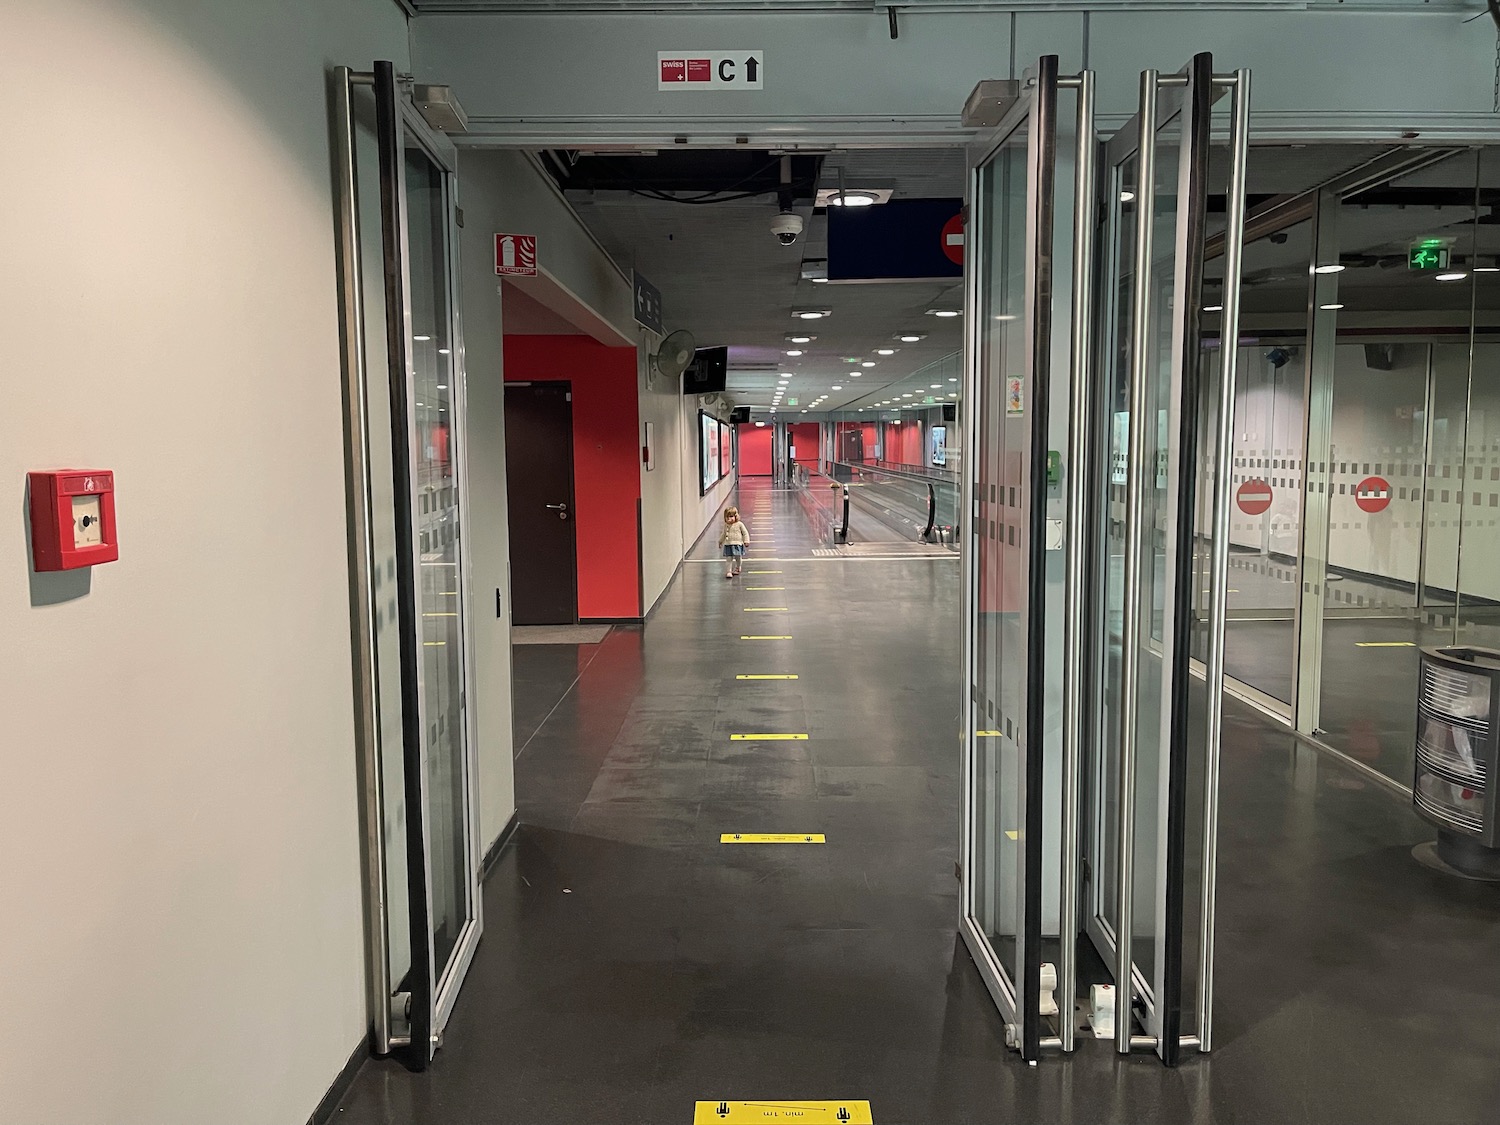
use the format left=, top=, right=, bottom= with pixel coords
left=337, top=479, right=1500, bottom=1125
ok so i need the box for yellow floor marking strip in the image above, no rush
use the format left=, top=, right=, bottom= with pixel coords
left=730, top=733, right=809, bottom=741
left=742, top=635, right=793, bottom=640
left=424, top=612, right=458, bottom=617
left=737, top=674, right=799, bottom=680
left=744, top=607, right=788, bottom=612
left=1005, top=830, right=1019, bottom=840
left=747, top=570, right=782, bottom=574
left=745, top=586, right=785, bottom=590
left=720, top=833, right=826, bottom=844
left=976, top=730, right=1003, bottom=737
left=423, top=641, right=446, bottom=647
left=694, top=1102, right=872, bottom=1124
left=1356, top=641, right=1416, bottom=647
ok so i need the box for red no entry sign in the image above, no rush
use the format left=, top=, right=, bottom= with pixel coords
left=941, top=213, right=965, bottom=265
left=1236, top=478, right=1273, bottom=516
left=1354, top=476, right=1392, bottom=514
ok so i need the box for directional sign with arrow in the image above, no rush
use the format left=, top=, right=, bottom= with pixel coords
left=658, top=51, right=765, bottom=91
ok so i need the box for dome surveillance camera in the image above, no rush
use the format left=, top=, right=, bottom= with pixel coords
left=771, top=210, right=804, bottom=246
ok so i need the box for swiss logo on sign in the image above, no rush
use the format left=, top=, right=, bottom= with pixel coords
left=495, top=234, right=537, bottom=277
left=941, top=213, right=965, bottom=265
left=657, top=51, right=764, bottom=90
left=1354, top=476, right=1392, bottom=513
left=1236, top=478, right=1273, bottom=516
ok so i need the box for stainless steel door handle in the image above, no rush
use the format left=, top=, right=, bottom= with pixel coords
left=545, top=503, right=567, bottom=510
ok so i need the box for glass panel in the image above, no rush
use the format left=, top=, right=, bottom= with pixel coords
left=970, top=121, right=1029, bottom=988
left=1315, top=151, right=1481, bottom=786
left=1456, top=151, right=1500, bottom=646
left=1203, top=218, right=1314, bottom=704
left=404, top=141, right=471, bottom=983
left=350, top=82, right=412, bottom=1001
left=1094, top=155, right=1137, bottom=945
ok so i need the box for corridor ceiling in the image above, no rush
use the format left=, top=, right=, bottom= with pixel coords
left=547, top=147, right=968, bottom=415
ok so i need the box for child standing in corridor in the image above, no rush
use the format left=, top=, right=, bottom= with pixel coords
left=718, top=506, right=750, bottom=578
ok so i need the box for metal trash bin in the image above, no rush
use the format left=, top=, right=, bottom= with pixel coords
left=1414, top=646, right=1500, bottom=879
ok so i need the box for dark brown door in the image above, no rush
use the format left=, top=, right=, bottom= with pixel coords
left=505, top=382, right=578, bottom=625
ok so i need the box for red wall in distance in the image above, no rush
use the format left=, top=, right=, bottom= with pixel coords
left=886, top=420, right=924, bottom=466
left=788, top=422, right=820, bottom=465
left=503, top=334, right=641, bottom=619
left=737, top=423, right=773, bottom=475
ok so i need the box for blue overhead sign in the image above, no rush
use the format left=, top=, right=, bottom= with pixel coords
left=827, top=198, right=964, bottom=283
left=633, top=271, right=664, bottom=334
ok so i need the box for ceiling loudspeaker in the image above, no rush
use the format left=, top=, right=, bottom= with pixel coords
left=648, top=329, right=696, bottom=390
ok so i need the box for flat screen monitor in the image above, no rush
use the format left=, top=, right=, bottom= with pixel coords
left=684, top=346, right=728, bottom=394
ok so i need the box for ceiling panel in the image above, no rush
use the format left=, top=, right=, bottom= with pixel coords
left=559, top=146, right=967, bottom=414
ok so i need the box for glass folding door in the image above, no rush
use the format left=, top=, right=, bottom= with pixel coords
left=961, top=55, right=1096, bottom=1060
left=1084, top=55, right=1249, bottom=1063
left=334, top=62, right=483, bottom=1066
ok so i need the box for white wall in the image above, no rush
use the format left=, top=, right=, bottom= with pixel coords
left=0, top=2, right=410, bottom=1123
left=681, top=398, right=738, bottom=557
left=639, top=343, right=687, bottom=614
left=455, top=159, right=520, bottom=850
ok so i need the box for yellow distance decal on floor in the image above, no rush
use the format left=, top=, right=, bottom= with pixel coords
left=1356, top=641, right=1416, bottom=648
left=744, top=607, right=789, bottom=612
left=720, top=833, right=826, bottom=844
left=694, top=1102, right=872, bottom=1124
left=747, top=570, right=782, bottom=574
left=976, top=730, right=1003, bottom=737
left=741, top=635, right=793, bottom=640
left=730, top=733, right=808, bottom=741
left=745, top=586, right=785, bottom=590
left=736, top=674, right=799, bottom=679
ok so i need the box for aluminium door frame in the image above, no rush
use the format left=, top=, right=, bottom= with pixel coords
left=959, top=73, right=1043, bottom=1052
left=336, top=61, right=484, bottom=1066
left=390, top=75, right=487, bottom=1047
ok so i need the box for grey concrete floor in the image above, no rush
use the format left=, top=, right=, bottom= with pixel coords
left=336, top=479, right=1500, bottom=1125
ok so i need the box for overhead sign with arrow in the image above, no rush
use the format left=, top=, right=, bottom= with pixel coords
left=658, top=51, right=764, bottom=90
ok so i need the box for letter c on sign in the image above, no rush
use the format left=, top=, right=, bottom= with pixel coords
left=719, top=58, right=736, bottom=82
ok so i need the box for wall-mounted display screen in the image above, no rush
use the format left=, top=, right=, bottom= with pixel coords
left=699, top=410, right=724, bottom=495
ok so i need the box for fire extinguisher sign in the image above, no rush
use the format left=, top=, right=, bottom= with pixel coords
left=494, top=233, right=538, bottom=277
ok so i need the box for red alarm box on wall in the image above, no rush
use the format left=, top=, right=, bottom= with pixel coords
left=29, top=470, right=119, bottom=571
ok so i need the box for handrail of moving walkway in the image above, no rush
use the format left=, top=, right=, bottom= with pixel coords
left=922, top=484, right=937, bottom=541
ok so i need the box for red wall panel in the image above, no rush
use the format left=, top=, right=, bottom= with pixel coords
left=788, top=422, right=820, bottom=465
left=503, top=334, right=641, bottom=619
left=737, top=423, right=773, bottom=475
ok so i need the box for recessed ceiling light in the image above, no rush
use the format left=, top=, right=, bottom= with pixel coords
left=928, top=309, right=961, bottom=318
left=1312, top=264, right=1345, bottom=275
left=832, top=385, right=843, bottom=390
left=828, top=190, right=881, bottom=207
left=899, top=334, right=925, bottom=343
left=1203, top=305, right=1223, bottom=313
left=785, top=349, right=804, bottom=357
left=851, top=372, right=861, bottom=377
left=902, top=393, right=913, bottom=398
left=780, top=372, right=794, bottom=377
left=414, top=335, right=432, bottom=341
left=876, top=348, right=896, bottom=356
left=438, top=348, right=451, bottom=355
left=796, top=310, right=828, bottom=320
left=1475, top=266, right=1499, bottom=273
left=930, top=384, right=942, bottom=389
left=1436, top=271, right=1468, bottom=282
left=755, top=420, right=766, bottom=427
left=1320, top=303, right=1345, bottom=311
left=861, top=361, right=876, bottom=368
left=948, top=378, right=958, bottom=383
left=788, top=335, right=814, bottom=343
left=437, top=384, right=448, bottom=389
left=1119, top=190, right=1136, bottom=203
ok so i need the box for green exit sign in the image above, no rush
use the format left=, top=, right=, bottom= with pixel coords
left=1409, top=244, right=1450, bottom=270
left=787, top=397, right=798, bottom=406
